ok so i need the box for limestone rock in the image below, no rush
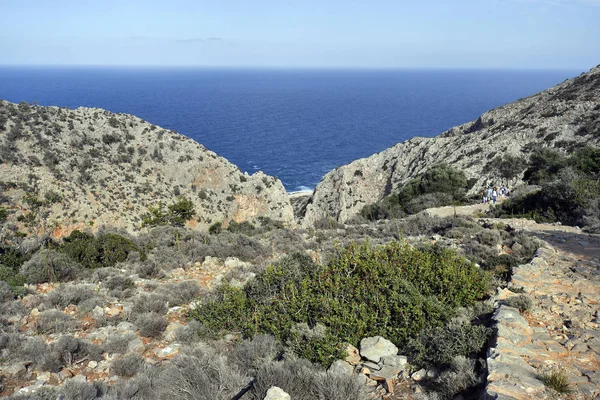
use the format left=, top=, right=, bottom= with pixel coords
left=360, top=336, right=398, bottom=363
left=264, top=386, right=291, bottom=400
left=344, top=343, right=361, bottom=365
left=301, top=65, right=600, bottom=226
left=328, top=359, right=354, bottom=375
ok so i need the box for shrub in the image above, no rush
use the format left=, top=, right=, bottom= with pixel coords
left=45, top=284, right=96, bottom=308
left=21, top=249, right=80, bottom=284
left=157, top=280, right=200, bottom=306
left=361, top=164, right=471, bottom=220
left=227, top=220, right=256, bottom=235
left=135, top=261, right=165, bottom=279
left=174, top=320, right=202, bottom=344
left=229, top=334, right=283, bottom=372
left=154, top=347, right=248, bottom=400
left=0, top=281, right=13, bottom=302
left=36, top=309, right=75, bottom=334
left=106, top=364, right=160, bottom=400
left=0, top=207, right=7, bottom=222
left=104, top=333, right=137, bottom=354
left=136, top=312, right=167, bottom=338
left=105, top=274, right=134, bottom=291
left=0, top=267, right=26, bottom=297
left=143, top=197, right=196, bottom=227
left=192, top=241, right=489, bottom=366
left=112, top=354, right=144, bottom=377
left=505, top=294, right=533, bottom=312
left=48, top=335, right=103, bottom=370
left=132, top=293, right=168, bottom=315
left=539, top=368, right=572, bottom=393
left=422, top=356, right=483, bottom=399
left=62, top=380, right=104, bottom=400
left=209, top=222, right=223, bottom=235
left=251, top=358, right=369, bottom=400
left=60, top=230, right=144, bottom=269
left=405, top=323, right=492, bottom=369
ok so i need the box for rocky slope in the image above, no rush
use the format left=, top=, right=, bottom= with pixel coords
left=0, top=101, right=294, bottom=237
left=302, top=65, right=600, bottom=227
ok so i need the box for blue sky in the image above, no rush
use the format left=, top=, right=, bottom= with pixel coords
left=1, top=0, right=599, bottom=69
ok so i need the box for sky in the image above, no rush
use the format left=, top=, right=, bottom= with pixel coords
left=0, top=0, right=599, bottom=69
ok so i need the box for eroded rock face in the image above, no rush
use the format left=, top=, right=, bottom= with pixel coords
left=0, top=101, right=295, bottom=236
left=302, top=65, right=600, bottom=227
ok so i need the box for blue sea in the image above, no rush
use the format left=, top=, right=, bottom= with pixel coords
left=0, top=67, right=580, bottom=191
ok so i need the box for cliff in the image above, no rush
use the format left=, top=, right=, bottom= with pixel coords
left=0, top=101, right=294, bottom=237
left=302, top=65, right=600, bottom=227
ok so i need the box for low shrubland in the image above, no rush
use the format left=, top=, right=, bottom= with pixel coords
left=360, top=164, right=475, bottom=221
left=192, top=240, right=490, bottom=367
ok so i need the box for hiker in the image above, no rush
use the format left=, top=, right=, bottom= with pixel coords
left=487, top=187, right=493, bottom=203
left=492, top=187, right=498, bottom=204
left=482, top=188, right=487, bottom=203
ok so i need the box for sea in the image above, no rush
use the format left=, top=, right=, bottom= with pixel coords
left=0, top=67, right=580, bottom=192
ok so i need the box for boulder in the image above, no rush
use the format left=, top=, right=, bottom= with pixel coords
left=328, top=360, right=354, bottom=375
left=264, top=386, right=291, bottom=400
left=360, top=336, right=398, bottom=363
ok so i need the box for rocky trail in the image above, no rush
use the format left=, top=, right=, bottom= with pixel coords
left=422, top=202, right=600, bottom=399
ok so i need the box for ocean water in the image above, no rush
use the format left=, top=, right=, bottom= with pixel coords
left=0, top=67, right=579, bottom=191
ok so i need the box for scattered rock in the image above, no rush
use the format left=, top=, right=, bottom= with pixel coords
left=360, top=336, right=398, bottom=363
left=264, top=386, right=291, bottom=400
left=328, top=360, right=354, bottom=375
left=344, top=343, right=361, bottom=365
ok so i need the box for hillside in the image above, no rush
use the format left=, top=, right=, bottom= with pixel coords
left=302, top=65, right=600, bottom=227
left=0, top=101, right=294, bottom=237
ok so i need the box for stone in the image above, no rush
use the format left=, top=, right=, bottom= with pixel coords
left=165, top=321, right=184, bottom=341
left=360, top=336, right=398, bottom=363
left=344, top=343, right=361, bottom=365
left=264, top=386, right=291, bottom=400
left=59, top=367, right=73, bottom=379
left=328, top=360, right=354, bottom=375
left=4, top=362, right=27, bottom=377
left=87, top=361, right=98, bottom=370
left=92, top=306, right=104, bottom=319
left=127, top=338, right=145, bottom=354
left=117, top=321, right=137, bottom=333
left=154, top=344, right=182, bottom=357
left=380, top=354, right=408, bottom=369
left=369, top=365, right=401, bottom=381
left=411, top=368, right=427, bottom=381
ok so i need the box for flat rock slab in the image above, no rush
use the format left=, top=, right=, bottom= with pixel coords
left=360, top=336, right=398, bottom=363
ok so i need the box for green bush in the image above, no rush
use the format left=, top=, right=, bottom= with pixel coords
left=0, top=266, right=27, bottom=297
left=0, top=207, right=8, bottom=222
left=143, top=197, right=196, bottom=227
left=539, top=368, right=572, bottom=393
left=59, top=230, right=143, bottom=269
left=191, top=241, right=489, bottom=366
left=361, top=164, right=472, bottom=220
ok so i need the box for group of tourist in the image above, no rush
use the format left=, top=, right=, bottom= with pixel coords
left=482, top=185, right=510, bottom=204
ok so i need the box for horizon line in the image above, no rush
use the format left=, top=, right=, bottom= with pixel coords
left=0, top=63, right=587, bottom=72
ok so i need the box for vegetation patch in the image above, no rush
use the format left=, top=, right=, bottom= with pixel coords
left=361, top=164, right=473, bottom=220
left=191, top=241, right=489, bottom=366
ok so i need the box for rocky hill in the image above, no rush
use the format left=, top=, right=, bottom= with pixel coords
left=0, top=101, right=294, bottom=237
left=302, top=65, right=600, bottom=227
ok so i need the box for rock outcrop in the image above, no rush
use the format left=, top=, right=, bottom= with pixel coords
left=302, top=65, right=600, bottom=227
left=0, top=101, right=294, bottom=236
